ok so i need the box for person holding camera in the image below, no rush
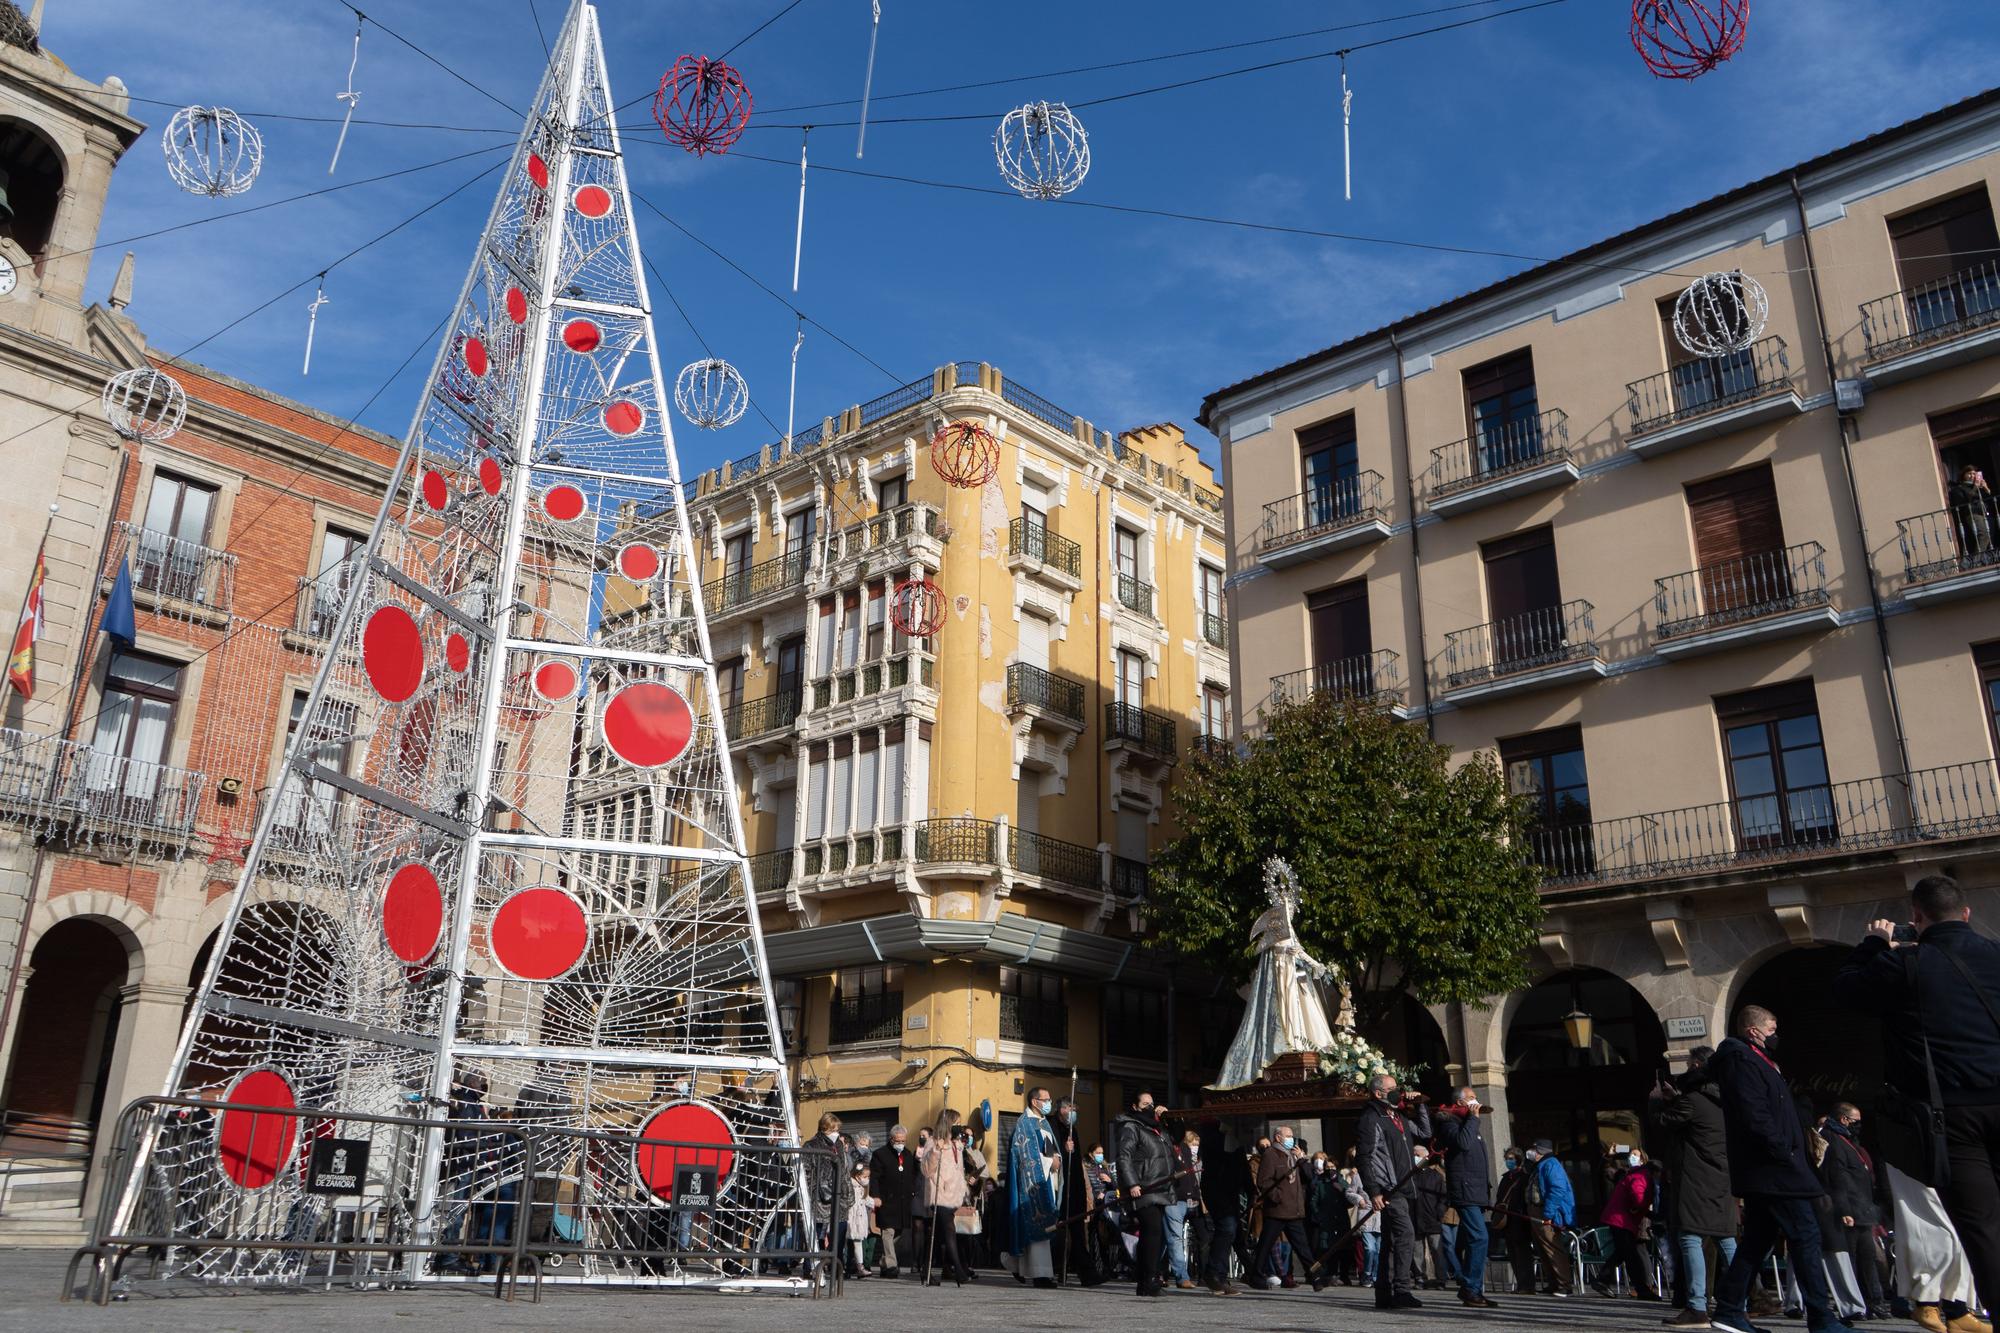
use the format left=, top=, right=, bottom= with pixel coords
left=1356, top=1072, right=1431, bottom=1310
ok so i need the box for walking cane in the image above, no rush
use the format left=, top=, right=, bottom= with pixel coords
left=1301, top=1162, right=1422, bottom=1284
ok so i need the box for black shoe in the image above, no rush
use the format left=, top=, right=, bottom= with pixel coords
left=1393, top=1292, right=1424, bottom=1309
left=1033, top=1277, right=1057, bottom=1289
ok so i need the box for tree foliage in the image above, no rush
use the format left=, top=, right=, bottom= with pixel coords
left=1148, top=694, right=1545, bottom=1031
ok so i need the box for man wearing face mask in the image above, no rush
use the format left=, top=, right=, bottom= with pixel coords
left=1112, top=1089, right=1175, bottom=1297
left=1706, top=1006, right=1858, bottom=1333
left=1817, top=1103, right=1888, bottom=1320
left=1054, top=1097, right=1101, bottom=1286
left=1356, top=1072, right=1430, bottom=1310
left=1253, top=1123, right=1317, bottom=1289
left=1433, top=1085, right=1497, bottom=1309
left=868, top=1124, right=919, bottom=1279
left=1003, top=1087, right=1062, bottom=1288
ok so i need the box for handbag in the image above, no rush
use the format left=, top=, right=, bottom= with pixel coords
left=1874, top=946, right=1951, bottom=1188
left=952, top=1205, right=981, bottom=1236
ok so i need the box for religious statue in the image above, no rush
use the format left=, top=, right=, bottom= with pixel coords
left=1210, top=857, right=1355, bottom=1090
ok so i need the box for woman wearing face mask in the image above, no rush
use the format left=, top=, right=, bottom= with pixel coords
left=1597, top=1147, right=1661, bottom=1300
left=1304, top=1151, right=1347, bottom=1280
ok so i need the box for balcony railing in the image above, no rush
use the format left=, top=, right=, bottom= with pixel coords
left=810, top=650, right=933, bottom=710
left=713, top=548, right=808, bottom=613
left=1008, top=828, right=1099, bottom=889
left=1860, top=259, right=2000, bottom=363
left=1628, top=336, right=1792, bottom=435
left=1115, top=572, right=1155, bottom=618
left=1105, top=701, right=1177, bottom=758
left=1260, top=472, right=1388, bottom=552
left=827, top=503, right=940, bottom=563
left=829, top=991, right=903, bottom=1045
left=1539, top=760, right=2000, bottom=889
left=291, top=574, right=349, bottom=641
left=254, top=784, right=350, bottom=859
left=1428, top=408, right=1571, bottom=500
left=748, top=848, right=794, bottom=896
left=1005, top=662, right=1085, bottom=723
left=915, top=816, right=999, bottom=865
left=0, top=729, right=205, bottom=848
left=1270, top=650, right=1404, bottom=707
left=119, top=522, right=235, bottom=611
left=1000, top=994, right=1067, bottom=1049
left=1200, top=610, right=1228, bottom=649
left=1442, top=600, right=1598, bottom=689
left=1653, top=541, right=1829, bottom=641
left=1008, top=517, right=1083, bottom=578
left=723, top=691, right=801, bottom=741
left=1899, top=504, right=2000, bottom=585
left=1110, top=855, right=1149, bottom=901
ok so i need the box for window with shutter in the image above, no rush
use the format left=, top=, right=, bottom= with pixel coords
left=1685, top=464, right=1789, bottom=614
left=1462, top=349, right=1541, bottom=474
left=1889, top=188, right=2000, bottom=337
left=1480, top=527, right=1564, bottom=666
left=1299, top=414, right=1360, bottom=523
left=1307, top=580, right=1371, bottom=695
left=1976, top=641, right=2000, bottom=759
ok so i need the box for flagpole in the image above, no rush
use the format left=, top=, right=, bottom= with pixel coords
left=0, top=505, right=57, bottom=721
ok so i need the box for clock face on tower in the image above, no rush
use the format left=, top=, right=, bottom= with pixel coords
left=0, top=258, right=16, bottom=297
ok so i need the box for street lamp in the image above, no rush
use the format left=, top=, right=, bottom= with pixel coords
left=1563, top=1008, right=1594, bottom=1055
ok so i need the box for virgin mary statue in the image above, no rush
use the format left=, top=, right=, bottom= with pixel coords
left=1210, top=857, right=1350, bottom=1090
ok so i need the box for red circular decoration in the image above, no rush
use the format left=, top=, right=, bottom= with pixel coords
left=527, top=152, right=550, bottom=190
left=602, top=681, right=695, bottom=769
left=362, top=606, right=425, bottom=703
left=463, top=337, right=490, bottom=379
left=489, top=885, right=590, bottom=981
left=216, top=1068, right=300, bottom=1190
left=636, top=1102, right=737, bottom=1202
left=479, top=457, right=504, bottom=496
left=1630, top=0, right=1748, bottom=80
left=445, top=631, right=471, bottom=674
left=891, top=577, right=946, bottom=638
left=420, top=468, right=450, bottom=511
left=603, top=400, right=644, bottom=436
left=573, top=184, right=613, bottom=219
left=543, top=484, right=587, bottom=522
left=562, top=319, right=603, bottom=354
left=534, top=658, right=579, bottom=701
left=652, top=56, right=753, bottom=158
left=929, top=420, right=1000, bottom=489
left=382, top=862, right=445, bottom=964
left=504, top=287, right=528, bottom=324
left=617, top=542, right=662, bottom=582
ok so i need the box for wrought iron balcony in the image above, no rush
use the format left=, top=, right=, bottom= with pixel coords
left=722, top=691, right=801, bottom=742
left=1898, top=504, right=2000, bottom=599
left=1270, top=650, right=1404, bottom=708
left=1860, top=259, right=2000, bottom=365
left=1005, top=662, right=1085, bottom=725
left=1115, top=572, right=1155, bottom=618
left=828, top=991, right=903, bottom=1045
left=254, top=784, right=351, bottom=860
left=1000, top=994, right=1067, bottom=1049
left=1442, top=600, right=1601, bottom=693
left=1627, top=336, right=1793, bottom=437
left=712, top=548, right=808, bottom=614
left=1008, top=828, right=1099, bottom=890
left=809, top=650, right=933, bottom=711
left=291, top=574, right=349, bottom=641
left=1008, top=517, right=1083, bottom=579
left=915, top=816, right=999, bottom=865
left=119, top=522, right=236, bottom=612
left=1426, top=409, right=1573, bottom=510
left=749, top=847, right=793, bottom=894
left=1653, top=541, right=1831, bottom=644
left=1110, top=855, right=1149, bottom=901
left=1259, top=472, right=1389, bottom=558
left=827, top=503, right=941, bottom=563
left=1105, top=701, right=1177, bottom=759
left=0, top=729, right=205, bottom=849
left=1200, top=610, right=1228, bottom=650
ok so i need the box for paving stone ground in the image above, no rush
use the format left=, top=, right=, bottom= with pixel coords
left=0, top=1247, right=1720, bottom=1333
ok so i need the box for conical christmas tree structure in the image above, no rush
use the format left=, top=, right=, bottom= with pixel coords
left=113, top=0, right=801, bottom=1284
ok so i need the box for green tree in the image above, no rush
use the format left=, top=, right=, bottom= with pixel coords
left=1148, top=693, right=1544, bottom=1033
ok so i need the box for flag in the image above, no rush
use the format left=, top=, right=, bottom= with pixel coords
left=7, top=545, right=44, bottom=697
left=101, top=556, right=136, bottom=649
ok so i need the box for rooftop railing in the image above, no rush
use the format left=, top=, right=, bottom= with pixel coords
left=1653, top=541, right=1829, bottom=641
left=1860, top=259, right=2000, bottom=363
left=1627, top=336, right=1791, bottom=435
left=1428, top=408, right=1571, bottom=500
left=1260, top=472, right=1388, bottom=552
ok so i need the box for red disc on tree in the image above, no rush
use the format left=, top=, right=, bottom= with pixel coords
left=382, top=862, right=445, bottom=964
left=420, top=468, right=450, bottom=511
left=445, top=631, right=471, bottom=674
left=504, top=287, right=528, bottom=324
left=652, top=56, right=753, bottom=157
left=479, top=457, right=504, bottom=496
left=463, top=336, right=490, bottom=378
left=929, top=420, right=1000, bottom=488
left=216, top=1068, right=299, bottom=1190
left=603, top=400, right=644, bottom=436
left=362, top=606, right=425, bottom=702
left=602, top=681, right=694, bottom=769
left=891, top=576, right=946, bottom=638
left=562, top=319, right=602, bottom=354
left=543, top=484, right=588, bottom=522
left=1630, top=0, right=1748, bottom=79
left=617, top=542, right=662, bottom=581
left=527, top=152, right=550, bottom=189
left=636, top=1101, right=737, bottom=1201
left=573, top=184, right=613, bottom=219
left=534, top=658, right=579, bottom=701
left=489, top=886, right=590, bottom=981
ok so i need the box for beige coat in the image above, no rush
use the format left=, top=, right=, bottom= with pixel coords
left=924, top=1140, right=969, bottom=1209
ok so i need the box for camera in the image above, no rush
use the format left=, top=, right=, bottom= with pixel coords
left=1892, top=923, right=1919, bottom=944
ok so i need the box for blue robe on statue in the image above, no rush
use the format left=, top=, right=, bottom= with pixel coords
left=1005, top=1111, right=1060, bottom=1263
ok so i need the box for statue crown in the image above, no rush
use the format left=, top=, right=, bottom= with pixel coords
left=1262, top=856, right=1300, bottom=912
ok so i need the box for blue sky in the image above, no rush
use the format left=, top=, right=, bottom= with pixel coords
left=44, top=0, right=2000, bottom=476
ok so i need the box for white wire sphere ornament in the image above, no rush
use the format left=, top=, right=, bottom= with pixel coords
left=162, top=105, right=264, bottom=198
left=673, top=357, right=749, bottom=430
left=994, top=101, right=1091, bottom=201
left=102, top=367, right=188, bottom=443
left=1673, top=271, right=1769, bottom=358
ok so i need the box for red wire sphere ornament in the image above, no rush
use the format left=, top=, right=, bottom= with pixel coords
left=652, top=55, right=753, bottom=157
left=891, top=577, right=946, bottom=639
left=1630, top=0, right=1749, bottom=80
left=928, top=419, right=1000, bottom=489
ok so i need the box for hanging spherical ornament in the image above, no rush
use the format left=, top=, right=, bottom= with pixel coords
left=162, top=105, right=264, bottom=197
left=101, top=367, right=189, bottom=443
left=1673, top=271, right=1768, bottom=358
left=673, top=357, right=749, bottom=430
left=1630, top=0, right=1749, bottom=81
left=652, top=55, right=753, bottom=157
left=891, top=576, right=945, bottom=638
left=929, top=420, right=1000, bottom=489
left=994, top=101, right=1090, bottom=201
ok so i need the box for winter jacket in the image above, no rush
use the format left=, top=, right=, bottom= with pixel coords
left=1708, top=1036, right=1821, bottom=1198
left=1598, top=1167, right=1652, bottom=1235
left=1355, top=1098, right=1431, bottom=1201
left=1431, top=1106, right=1493, bottom=1208
left=808, top=1133, right=855, bottom=1228
left=1170, top=1143, right=1202, bottom=1204
left=868, top=1143, right=921, bottom=1232
left=1833, top=924, right=2000, bottom=1107
left=1197, top=1126, right=1243, bottom=1218
left=1412, top=1163, right=1448, bottom=1237
left=1657, top=1077, right=1734, bottom=1237
left=1816, top=1126, right=1878, bottom=1227
left=1254, top=1142, right=1306, bottom=1219
left=1112, top=1111, right=1176, bottom=1209
left=1304, top=1165, right=1346, bottom=1231
left=923, top=1139, right=969, bottom=1210
left=1532, top=1154, right=1575, bottom=1226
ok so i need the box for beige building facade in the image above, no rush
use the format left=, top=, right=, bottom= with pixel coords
left=1204, top=89, right=2000, bottom=1202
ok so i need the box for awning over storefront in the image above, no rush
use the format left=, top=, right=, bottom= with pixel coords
left=759, top=911, right=1176, bottom=985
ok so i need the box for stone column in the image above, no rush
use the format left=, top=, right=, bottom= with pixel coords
left=81, top=979, right=189, bottom=1217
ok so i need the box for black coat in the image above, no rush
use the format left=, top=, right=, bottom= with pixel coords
left=1817, top=1128, right=1879, bottom=1227
left=1412, top=1163, right=1448, bottom=1237
left=868, top=1144, right=920, bottom=1231
left=1112, top=1111, right=1176, bottom=1209
left=1304, top=1167, right=1347, bottom=1231
left=1198, top=1126, right=1246, bottom=1218
left=1832, top=924, right=2000, bottom=1106
left=1355, top=1099, right=1431, bottom=1200
left=1430, top=1107, right=1493, bottom=1208
left=1656, top=1077, right=1734, bottom=1237
left=1708, top=1037, right=1820, bottom=1199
